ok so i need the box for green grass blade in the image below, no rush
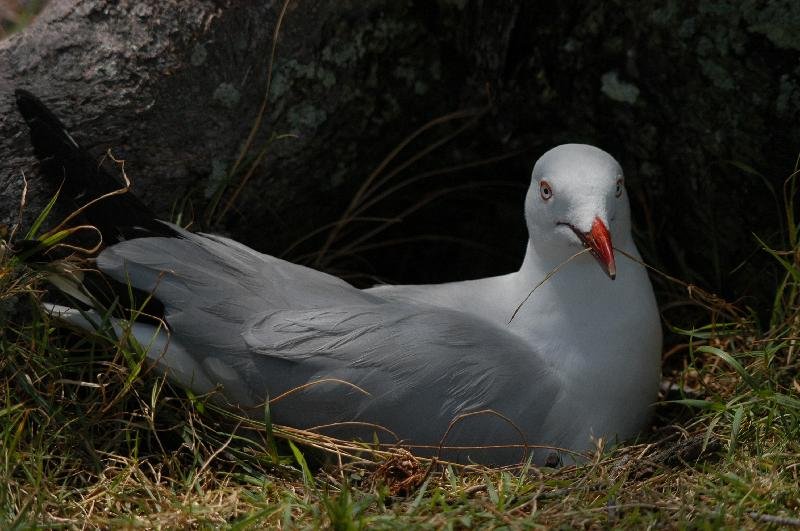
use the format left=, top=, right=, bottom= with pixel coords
left=262, top=398, right=279, bottom=463
left=0, top=403, right=24, bottom=419
left=669, top=399, right=724, bottom=411
left=288, top=440, right=315, bottom=491
left=696, top=346, right=760, bottom=391
left=772, top=393, right=800, bottom=411
left=753, top=234, right=800, bottom=284
left=728, top=405, right=744, bottom=459
left=24, top=189, right=60, bottom=239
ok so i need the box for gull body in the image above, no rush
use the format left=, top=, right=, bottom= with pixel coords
left=16, top=90, right=661, bottom=464
left=368, top=145, right=662, bottom=454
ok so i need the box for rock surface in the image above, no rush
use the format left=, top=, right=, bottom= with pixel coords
left=1, top=0, right=798, bottom=310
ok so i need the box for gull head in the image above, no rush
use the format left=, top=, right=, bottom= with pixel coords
left=524, top=144, right=631, bottom=280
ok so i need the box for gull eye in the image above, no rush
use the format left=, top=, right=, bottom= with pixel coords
left=615, top=179, right=624, bottom=198
left=539, top=180, right=553, bottom=201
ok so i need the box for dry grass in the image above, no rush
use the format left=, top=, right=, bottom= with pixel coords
left=0, top=318, right=798, bottom=530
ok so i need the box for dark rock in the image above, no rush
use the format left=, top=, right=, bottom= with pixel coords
left=1, top=0, right=797, bottom=314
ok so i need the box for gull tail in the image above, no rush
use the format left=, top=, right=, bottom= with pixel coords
left=14, top=90, right=174, bottom=320
left=14, top=89, right=175, bottom=243
left=44, top=303, right=217, bottom=395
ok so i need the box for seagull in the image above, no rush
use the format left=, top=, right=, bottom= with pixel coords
left=15, top=90, right=662, bottom=465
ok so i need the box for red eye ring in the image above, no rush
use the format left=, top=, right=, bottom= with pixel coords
left=539, top=180, right=553, bottom=201
left=615, top=178, right=624, bottom=198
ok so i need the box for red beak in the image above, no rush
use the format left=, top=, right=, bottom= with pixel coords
left=564, top=217, right=616, bottom=280
left=585, top=217, right=616, bottom=280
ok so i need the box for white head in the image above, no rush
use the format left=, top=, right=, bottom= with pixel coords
left=524, top=144, right=631, bottom=279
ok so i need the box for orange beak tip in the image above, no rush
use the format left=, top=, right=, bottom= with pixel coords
left=589, top=217, right=616, bottom=280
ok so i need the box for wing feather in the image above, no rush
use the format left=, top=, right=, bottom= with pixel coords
left=96, top=232, right=563, bottom=463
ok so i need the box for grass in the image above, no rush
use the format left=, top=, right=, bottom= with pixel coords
left=0, top=165, right=799, bottom=529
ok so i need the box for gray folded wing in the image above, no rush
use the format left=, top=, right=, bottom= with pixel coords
left=97, top=230, right=563, bottom=463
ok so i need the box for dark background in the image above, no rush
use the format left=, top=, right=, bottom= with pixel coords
left=1, top=0, right=799, bottom=328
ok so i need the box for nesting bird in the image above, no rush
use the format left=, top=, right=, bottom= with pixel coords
left=16, top=90, right=661, bottom=465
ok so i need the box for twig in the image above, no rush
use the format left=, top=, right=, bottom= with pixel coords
left=615, top=247, right=743, bottom=320
left=8, top=170, right=28, bottom=244
left=749, top=512, right=800, bottom=527
left=268, top=378, right=371, bottom=404
left=306, top=420, right=400, bottom=442
left=214, top=0, right=293, bottom=224
left=313, top=106, right=487, bottom=266
left=436, top=409, right=529, bottom=463
left=45, top=150, right=131, bottom=238
left=463, top=483, right=487, bottom=496
left=182, top=423, right=242, bottom=504
left=507, top=248, right=590, bottom=324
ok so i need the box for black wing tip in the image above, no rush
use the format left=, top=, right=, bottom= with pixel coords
left=14, top=88, right=35, bottom=104
left=15, top=88, right=43, bottom=125
left=14, top=88, right=38, bottom=107
left=15, top=88, right=61, bottom=126
left=14, top=89, right=176, bottom=243
left=14, top=88, right=81, bottom=159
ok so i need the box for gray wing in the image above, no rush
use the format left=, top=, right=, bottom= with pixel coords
left=239, top=304, right=563, bottom=464
left=97, top=232, right=564, bottom=464
left=97, top=228, right=381, bottom=354
left=99, top=227, right=380, bottom=309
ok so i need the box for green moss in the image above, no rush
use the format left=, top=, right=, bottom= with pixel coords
left=429, top=59, right=442, bottom=81
left=438, top=0, right=467, bottom=9
left=693, top=0, right=800, bottom=51
left=286, top=103, right=328, bottom=130
left=698, top=58, right=736, bottom=91
left=320, top=17, right=410, bottom=69
left=205, top=158, right=230, bottom=199
left=749, top=21, right=800, bottom=51
left=600, top=71, right=640, bottom=104
left=678, top=19, right=697, bottom=39
left=212, top=82, right=240, bottom=108
left=270, top=60, right=338, bottom=102
left=649, top=1, right=679, bottom=25
left=190, top=43, right=207, bottom=66
left=650, top=0, right=799, bottom=98
left=271, top=12, right=416, bottom=109
left=267, top=5, right=433, bottom=140
left=777, top=73, right=800, bottom=115
left=393, top=63, right=417, bottom=87
left=745, top=1, right=800, bottom=51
